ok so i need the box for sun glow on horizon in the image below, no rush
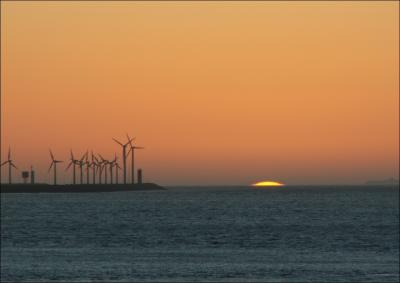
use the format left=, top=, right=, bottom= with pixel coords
left=252, top=181, right=285, bottom=187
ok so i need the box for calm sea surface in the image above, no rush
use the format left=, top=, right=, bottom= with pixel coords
left=1, top=186, right=399, bottom=282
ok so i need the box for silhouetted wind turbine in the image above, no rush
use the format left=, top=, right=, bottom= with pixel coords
left=49, top=150, right=63, bottom=185
left=99, top=154, right=110, bottom=184
left=112, top=153, right=120, bottom=184
left=127, top=135, right=144, bottom=184
left=115, top=161, right=121, bottom=184
left=109, top=154, right=117, bottom=184
left=85, top=151, right=91, bottom=184
left=78, top=152, right=86, bottom=184
left=1, top=148, right=18, bottom=184
left=95, top=155, right=107, bottom=184
left=113, top=136, right=133, bottom=184
left=65, top=150, right=79, bottom=185
left=94, top=156, right=103, bottom=184
left=91, top=151, right=97, bottom=184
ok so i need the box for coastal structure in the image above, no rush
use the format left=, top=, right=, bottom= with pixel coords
left=30, top=166, right=35, bottom=184
left=22, top=171, right=29, bottom=184
left=0, top=134, right=164, bottom=192
left=137, top=169, right=142, bottom=184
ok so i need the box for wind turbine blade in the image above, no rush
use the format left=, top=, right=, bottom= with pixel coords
left=112, top=138, right=123, bottom=146
left=70, top=149, right=74, bottom=160
left=49, top=150, right=54, bottom=160
left=126, top=134, right=135, bottom=146
left=66, top=161, right=73, bottom=170
left=10, top=162, right=17, bottom=169
left=1, top=161, right=9, bottom=167
left=48, top=162, right=54, bottom=172
left=8, top=147, right=11, bottom=160
left=136, top=147, right=144, bottom=149
left=80, top=153, right=86, bottom=162
left=127, top=147, right=132, bottom=155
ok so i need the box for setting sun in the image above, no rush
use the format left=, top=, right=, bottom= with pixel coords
left=252, top=181, right=285, bottom=187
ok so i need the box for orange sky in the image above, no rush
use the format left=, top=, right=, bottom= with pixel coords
left=1, top=1, right=399, bottom=185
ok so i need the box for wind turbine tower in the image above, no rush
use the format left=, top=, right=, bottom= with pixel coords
left=49, top=150, right=63, bottom=185
left=113, top=136, right=132, bottom=184
left=94, top=156, right=103, bottom=184
left=78, top=152, right=86, bottom=184
left=85, top=151, right=91, bottom=184
left=99, top=155, right=109, bottom=184
left=127, top=134, right=144, bottom=185
left=66, top=150, right=79, bottom=185
left=109, top=153, right=117, bottom=184
left=0, top=148, right=18, bottom=184
left=115, top=159, right=121, bottom=185
left=91, top=151, right=97, bottom=184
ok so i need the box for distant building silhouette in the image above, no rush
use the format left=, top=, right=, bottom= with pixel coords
left=22, top=171, right=29, bottom=184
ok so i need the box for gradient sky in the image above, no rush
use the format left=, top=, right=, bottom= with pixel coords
left=1, top=1, right=399, bottom=185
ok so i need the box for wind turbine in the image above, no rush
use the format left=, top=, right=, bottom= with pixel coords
left=108, top=154, right=117, bottom=185
left=85, top=151, right=91, bottom=184
left=78, top=152, right=86, bottom=184
left=115, top=161, right=121, bottom=184
left=49, top=150, right=63, bottom=185
left=127, top=134, right=144, bottom=184
left=1, top=148, right=18, bottom=184
left=65, top=150, right=79, bottom=185
left=94, top=156, right=103, bottom=184
left=113, top=136, right=133, bottom=184
left=99, top=154, right=109, bottom=184
left=91, top=151, right=97, bottom=184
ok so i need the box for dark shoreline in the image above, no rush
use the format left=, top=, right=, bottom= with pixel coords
left=0, top=183, right=166, bottom=193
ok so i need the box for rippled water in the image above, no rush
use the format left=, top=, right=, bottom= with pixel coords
left=1, top=186, right=399, bottom=282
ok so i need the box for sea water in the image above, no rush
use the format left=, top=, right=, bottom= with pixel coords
left=1, top=186, right=399, bottom=282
